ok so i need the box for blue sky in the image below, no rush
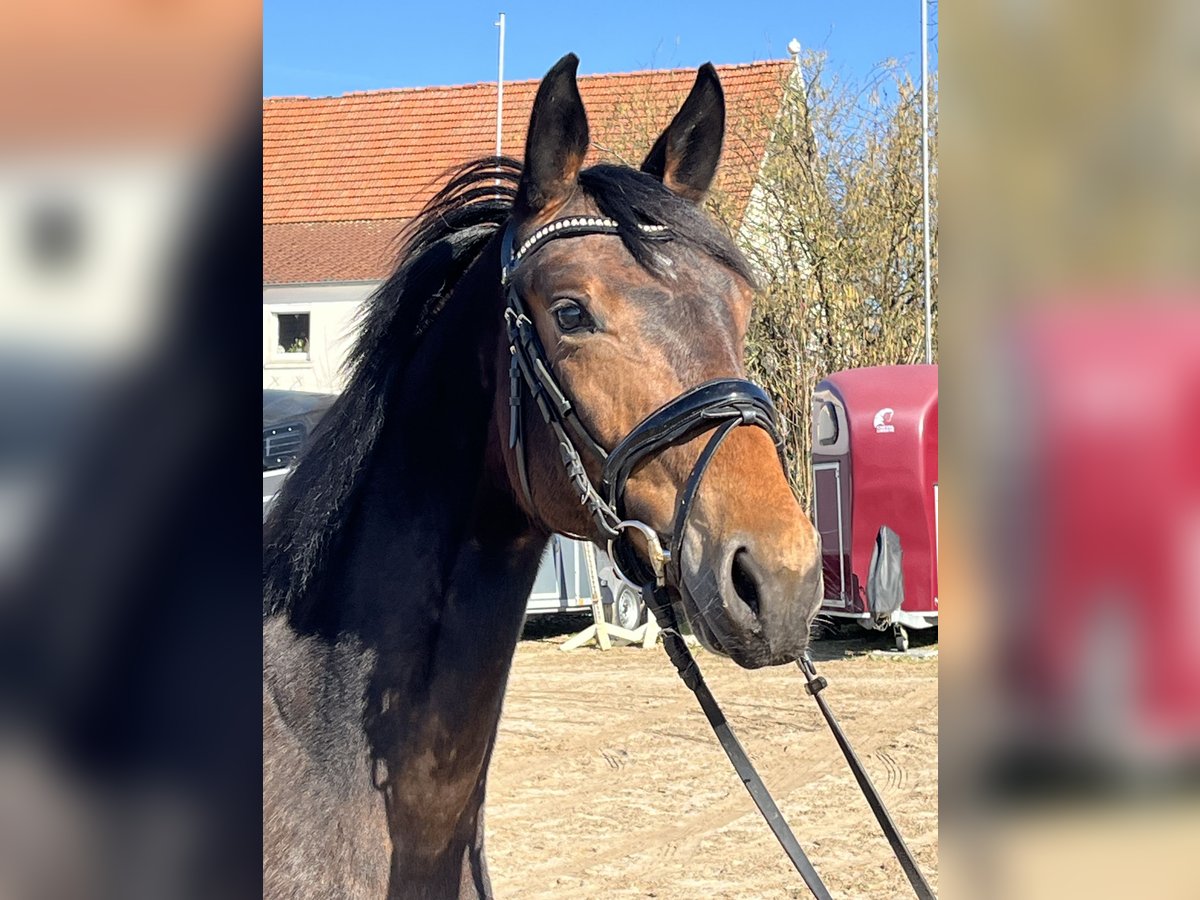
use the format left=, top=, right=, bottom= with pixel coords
left=264, top=0, right=937, bottom=98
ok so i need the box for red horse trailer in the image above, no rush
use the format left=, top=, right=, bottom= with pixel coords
left=811, top=365, right=938, bottom=649
left=994, top=307, right=1200, bottom=764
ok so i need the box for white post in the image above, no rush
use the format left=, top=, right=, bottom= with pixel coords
left=494, top=13, right=506, bottom=159
left=921, top=0, right=933, bottom=364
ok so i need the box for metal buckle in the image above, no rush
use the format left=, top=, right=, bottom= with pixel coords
left=607, top=519, right=671, bottom=588
left=799, top=651, right=828, bottom=695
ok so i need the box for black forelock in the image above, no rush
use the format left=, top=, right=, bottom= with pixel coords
left=577, top=164, right=755, bottom=288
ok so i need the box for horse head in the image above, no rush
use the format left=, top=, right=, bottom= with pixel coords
left=497, top=54, right=823, bottom=668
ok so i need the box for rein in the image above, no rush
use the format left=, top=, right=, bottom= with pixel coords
left=500, top=217, right=935, bottom=899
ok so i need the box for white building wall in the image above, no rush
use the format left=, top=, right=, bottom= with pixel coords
left=262, top=282, right=380, bottom=393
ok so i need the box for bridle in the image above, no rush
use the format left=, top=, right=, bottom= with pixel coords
left=499, top=215, right=936, bottom=900
left=501, top=214, right=783, bottom=590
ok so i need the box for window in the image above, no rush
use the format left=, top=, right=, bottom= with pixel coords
left=26, top=198, right=85, bottom=272
left=274, top=312, right=310, bottom=359
left=817, top=401, right=840, bottom=445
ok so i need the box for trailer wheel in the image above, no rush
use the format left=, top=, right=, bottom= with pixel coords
left=894, top=624, right=910, bottom=653
left=606, top=584, right=646, bottom=631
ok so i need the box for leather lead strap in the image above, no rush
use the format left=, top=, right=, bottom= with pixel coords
left=643, top=585, right=834, bottom=900
left=646, top=584, right=937, bottom=899
left=799, top=655, right=936, bottom=900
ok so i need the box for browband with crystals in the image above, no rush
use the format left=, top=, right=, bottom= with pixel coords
left=501, top=216, right=670, bottom=283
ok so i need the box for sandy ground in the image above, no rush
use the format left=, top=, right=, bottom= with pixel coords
left=485, top=619, right=938, bottom=899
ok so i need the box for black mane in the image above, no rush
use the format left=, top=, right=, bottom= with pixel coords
left=263, top=157, right=519, bottom=618
left=263, top=157, right=751, bottom=619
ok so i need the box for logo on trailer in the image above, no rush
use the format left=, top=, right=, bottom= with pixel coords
left=873, top=408, right=895, bottom=433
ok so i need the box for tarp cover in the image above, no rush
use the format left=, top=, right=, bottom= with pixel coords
left=867, top=525, right=905, bottom=616
left=262, top=389, right=336, bottom=429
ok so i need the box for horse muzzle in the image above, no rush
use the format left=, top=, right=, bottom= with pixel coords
left=675, top=527, right=823, bottom=668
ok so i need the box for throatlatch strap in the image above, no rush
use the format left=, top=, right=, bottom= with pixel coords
left=643, top=585, right=834, bottom=900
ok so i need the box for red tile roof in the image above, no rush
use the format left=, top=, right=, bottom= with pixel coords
left=263, top=60, right=791, bottom=284
left=263, top=221, right=403, bottom=286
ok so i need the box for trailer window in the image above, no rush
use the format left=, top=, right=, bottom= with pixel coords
left=817, top=402, right=840, bottom=445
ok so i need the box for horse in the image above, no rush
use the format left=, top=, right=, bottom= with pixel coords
left=263, top=53, right=824, bottom=899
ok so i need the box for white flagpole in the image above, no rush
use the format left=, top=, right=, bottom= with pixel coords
left=921, top=0, right=933, bottom=364
left=495, top=13, right=506, bottom=159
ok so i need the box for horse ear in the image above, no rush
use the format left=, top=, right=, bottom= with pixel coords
left=516, top=54, right=590, bottom=217
left=641, top=63, right=725, bottom=203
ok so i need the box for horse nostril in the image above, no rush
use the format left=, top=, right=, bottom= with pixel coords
left=730, top=548, right=761, bottom=618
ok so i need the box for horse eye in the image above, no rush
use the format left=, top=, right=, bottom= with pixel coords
left=551, top=301, right=594, bottom=334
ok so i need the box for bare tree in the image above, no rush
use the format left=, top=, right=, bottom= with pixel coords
left=718, top=53, right=938, bottom=511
